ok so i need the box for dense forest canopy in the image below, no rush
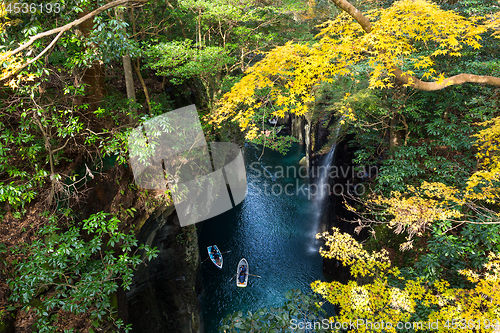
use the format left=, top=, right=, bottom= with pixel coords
left=0, top=0, right=499, bottom=331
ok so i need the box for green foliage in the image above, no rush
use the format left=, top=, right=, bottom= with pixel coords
left=7, top=211, right=158, bottom=332
left=89, top=12, right=141, bottom=62
left=146, top=40, right=234, bottom=85
left=176, top=0, right=314, bottom=47
left=438, top=0, right=499, bottom=16
left=140, top=0, right=316, bottom=111
left=220, top=289, right=327, bottom=333
left=413, top=222, right=500, bottom=285
left=146, top=39, right=234, bottom=109
left=0, top=105, right=47, bottom=209
left=249, top=130, right=298, bottom=155
left=375, top=88, right=491, bottom=194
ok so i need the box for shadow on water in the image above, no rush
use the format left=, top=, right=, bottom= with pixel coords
left=198, top=142, right=329, bottom=333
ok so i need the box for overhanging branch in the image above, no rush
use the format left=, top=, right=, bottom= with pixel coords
left=0, top=0, right=149, bottom=80
left=328, top=0, right=500, bottom=90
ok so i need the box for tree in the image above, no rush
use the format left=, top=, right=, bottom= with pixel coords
left=115, top=5, right=138, bottom=122
left=0, top=2, right=162, bottom=330
left=8, top=212, right=158, bottom=332
left=145, top=39, right=234, bottom=110
left=144, top=0, right=317, bottom=111
left=326, top=0, right=500, bottom=90
left=0, top=0, right=148, bottom=84
left=209, top=0, right=500, bottom=143
left=312, top=228, right=500, bottom=333
left=220, top=289, right=328, bottom=333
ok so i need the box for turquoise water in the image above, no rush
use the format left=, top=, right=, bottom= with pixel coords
left=198, top=142, right=326, bottom=332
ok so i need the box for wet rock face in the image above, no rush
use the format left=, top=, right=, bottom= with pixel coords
left=127, top=208, right=202, bottom=333
left=322, top=134, right=368, bottom=283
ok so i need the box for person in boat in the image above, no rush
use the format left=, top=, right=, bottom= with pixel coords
left=238, top=266, right=246, bottom=283
left=210, top=247, right=220, bottom=263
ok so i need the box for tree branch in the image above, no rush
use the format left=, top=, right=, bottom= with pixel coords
left=0, top=0, right=149, bottom=76
left=52, top=137, right=73, bottom=154
left=392, top=67, right=500, bottom=90
left=328, top=0, right=500, bottom=90
left=1, top=30, right=64, bottom=81
left=329, top=0, right=372, bottom=33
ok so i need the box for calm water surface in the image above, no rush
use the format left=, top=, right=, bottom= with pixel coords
left=199, top=143, right=327, bottom=332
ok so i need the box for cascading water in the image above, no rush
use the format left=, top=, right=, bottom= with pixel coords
left=309, top=121, right=343, bottom=244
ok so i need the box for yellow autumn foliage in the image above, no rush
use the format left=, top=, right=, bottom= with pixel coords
left=370, top=189, right=462, bottom=241
left=0, top=2, right=8, bottom=33
left=487, top=11, right=500, bottom=39
left=313, top=229, right=500, bottom=332
left=209, top=0, right=493, bottom=140
left=316, top=116, right=500, bottom=331
left=465, top=117, right=500, bottom=203
left=295, top=1, right=500, bottom=330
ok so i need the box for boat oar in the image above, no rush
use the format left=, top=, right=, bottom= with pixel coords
left=220, top=250, right=231, bottom=255
left=201, top=256, right=210, bottom=263
left=229, top=274, right=237, bottom=282
left=248, top=274, right=262, bottom=278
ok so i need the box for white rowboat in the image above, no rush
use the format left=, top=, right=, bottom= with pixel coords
left=236, top=258, right=249, bottom=287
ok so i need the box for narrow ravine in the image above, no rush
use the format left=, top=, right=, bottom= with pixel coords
left=198, top=142, right=326, bottom=333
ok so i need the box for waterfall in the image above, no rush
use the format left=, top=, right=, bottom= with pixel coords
left=307, top=121, right=342, bottom=253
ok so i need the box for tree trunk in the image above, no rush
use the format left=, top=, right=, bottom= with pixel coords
left=123, top=53, right=137, bottom=123
left=133, top=58, right=152, bottom=114
left=165, top=0, right=187, bottom=38
left=78, top=3, right=106, bottom=112
left=116, top=7, right=137, bottom=123
left=33, top=114, right=57, bottom=205
left=305, top=122, right=311, bottom=170
left=130, top=8, right=151, bottom=114
left=389, top=112, right=403, bottom=158
left=197, top=7, right=202, bottom=47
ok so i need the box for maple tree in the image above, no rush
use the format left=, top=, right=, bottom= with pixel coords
left=312, top=228, right=500, bottom=333
left=209, top=0, right=500, bottom=142
left=313, top=1, right=500, bottom=330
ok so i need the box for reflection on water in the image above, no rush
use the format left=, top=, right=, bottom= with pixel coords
left=199, top=143, right=326, bottom=333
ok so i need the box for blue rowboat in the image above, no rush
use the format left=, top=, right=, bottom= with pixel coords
left=207, top=245, right=223, bottom=269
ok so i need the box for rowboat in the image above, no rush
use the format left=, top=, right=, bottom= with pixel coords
left=207, top=245, right=223, bottom=269
left=236, top=258, right=249, bottom=287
